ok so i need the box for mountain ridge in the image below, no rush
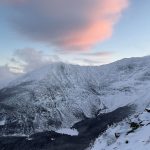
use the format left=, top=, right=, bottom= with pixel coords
left=0, top=56, right=150, bottom=136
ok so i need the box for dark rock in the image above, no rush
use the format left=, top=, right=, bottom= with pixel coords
left=127, top=129, right=135, bottom=135
left=146, top=122, right=150, bottom=126
left=125, top=140, right=129, bottom=144
left=115, top=133, right=120, bottom=138
left=130, top=122, right=140, bottom=130
left=145, top=108, right=150, bottom=113
left=127, top=121, right=140, bottom=135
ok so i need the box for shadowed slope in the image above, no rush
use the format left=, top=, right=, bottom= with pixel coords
left=0, top=105, right=134, bottom=150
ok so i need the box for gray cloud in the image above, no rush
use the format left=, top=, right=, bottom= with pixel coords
left=0, top=48, right=61, bottom=85
left=3, top=0, right=129, bottom=50
left=0, top=65, right=18, bottom=87
left=0, top=65, right=15, bottom=80
left=74, top=58, right=105, bottom=66
left=79, top=51, right=113, bottom=57
left=0, top=48, right=112, bottom=85
left=11, top=48, right=60, bottom=72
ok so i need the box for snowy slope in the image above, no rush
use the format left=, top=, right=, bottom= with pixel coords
left=0, top=56, right=150, bottom=135
left=91, top=108, right=150, bottom=150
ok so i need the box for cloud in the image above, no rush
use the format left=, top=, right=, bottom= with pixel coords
left=3, top=0, right=129, bottom=51
left=0, top=48, right=113, bottom=85
left=0, top=65, right=18, bottom=87
left=0, top=48, right=61, bottom=85
left=11, top=48, right=60, bottom=72
left=0, top=65, right=15, bottom=80
left=10, top=48, right=112, bottom=68
left=70, top=51, right=113, bottom=65
left=74, top=58, right=105, bottom=66
left=59, top=51, right=113, bottom=65
left=80, top=51, right=113, bottom=57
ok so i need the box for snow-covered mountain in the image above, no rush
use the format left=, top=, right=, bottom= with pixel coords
left=91, top=107, right=150, bottom=150
left=0, top=56, right=150, bottom=136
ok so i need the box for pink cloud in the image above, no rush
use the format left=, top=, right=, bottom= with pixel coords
left=2, top=0, right=129, bottom=51
left=60, top=0, right=129, bottom=50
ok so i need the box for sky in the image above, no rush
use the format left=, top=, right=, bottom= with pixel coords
left=0, top=0, right=150, bottom=80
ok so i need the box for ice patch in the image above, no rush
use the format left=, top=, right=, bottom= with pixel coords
left=0, top=120, right=5, bottom=126
left=56, top=128, right=78, bottom=136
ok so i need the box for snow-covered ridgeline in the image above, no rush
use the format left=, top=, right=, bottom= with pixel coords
left=91, top=108, right=150, bottom=150
left=0, top=56, right=150, bottom=135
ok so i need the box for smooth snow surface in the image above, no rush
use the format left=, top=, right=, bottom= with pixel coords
left=56, top=128, right=78, bottom=136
